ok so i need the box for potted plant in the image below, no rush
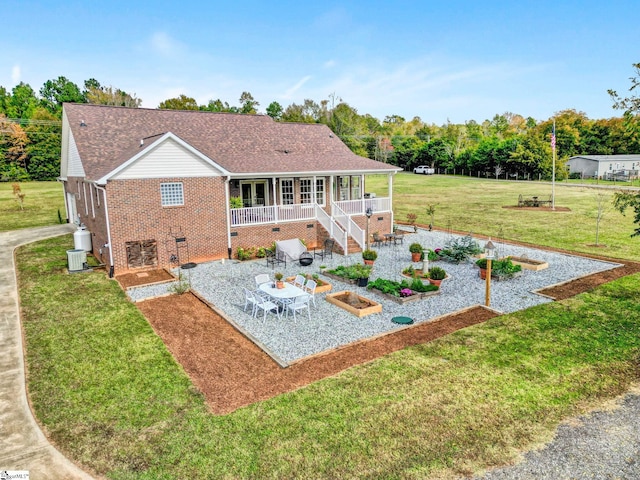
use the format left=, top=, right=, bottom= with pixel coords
left=475, top=258, right=488, bottom=279
left=409, top=243, right=423, bottom=262
left=355, top=264, right=372, bottom=287
left=362, top=249, right=378, bottom=265
left=427, top=266, right=446, bottom=286
left=274, top=272, right=285, bottom=289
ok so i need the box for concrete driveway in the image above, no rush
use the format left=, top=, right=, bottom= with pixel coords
left=0, top=224, right=95, bottom=479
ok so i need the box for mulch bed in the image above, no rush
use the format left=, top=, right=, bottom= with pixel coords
left=116, top=269, right=175, bottom=288
left=128, top=246, right=640, bottom=414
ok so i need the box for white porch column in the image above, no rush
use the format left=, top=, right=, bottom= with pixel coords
left=361, top=174, right=365, bottom=214
left=272, top=177, right=278, bottom=223
left=389, top=173, right=394, bottom=225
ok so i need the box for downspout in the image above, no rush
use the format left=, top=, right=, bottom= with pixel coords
left=58, top=179, right=69, bottom=222
left=224, top=176, right=232, bottom=259
left=94, top=185, right=115, bottom=278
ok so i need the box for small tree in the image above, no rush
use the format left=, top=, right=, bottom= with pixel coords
left=426, top=204, right=437, bottom=230
left=613, top=191, right=640, bottom=237
left=12, top=183, right=25, bottom=210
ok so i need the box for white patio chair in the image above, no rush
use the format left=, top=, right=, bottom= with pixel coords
left=284, top=294, right=311, bottom=323
left=292, top=274, right=306, bottom=289
left=304, top=279, right=317, bottom=307
left=242, top=287, right=258, bottom=316
left=255, top=273, right=270, bottom=287
left=254, top=294, right=281, bottom=321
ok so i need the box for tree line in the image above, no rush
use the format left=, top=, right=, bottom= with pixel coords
left=1, top=69, right=639, bottom=183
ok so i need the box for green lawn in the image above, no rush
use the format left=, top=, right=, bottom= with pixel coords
left=368, top=173, right=639, bottom=261
left=18, top=232, right=640, bottom=478
left=0, top=181, right=66, bottom=231
left=10, top=176, right=640, bottom=478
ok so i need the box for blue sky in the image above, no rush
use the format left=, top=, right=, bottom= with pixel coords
left=1, top=0, right=638, bottom=124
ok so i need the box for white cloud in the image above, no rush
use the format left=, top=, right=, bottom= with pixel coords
left=282, top=76, right=312, bottom=99
left=149, top=32, right=183, bottom=58
left=323, top=60, right=336, bottom=69
left=11, top=64, right=20, bottom=84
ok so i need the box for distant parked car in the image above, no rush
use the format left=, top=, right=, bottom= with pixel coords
left=413, top=165, right=435, bottom=174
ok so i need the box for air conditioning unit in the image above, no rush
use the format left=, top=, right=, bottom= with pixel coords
left=67, top=249, right=87, bottom=272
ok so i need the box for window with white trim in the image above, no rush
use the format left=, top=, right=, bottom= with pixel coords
left=315, top=178, right=325, bottom=206
left=350, top=176, right=361, bottom=199
left=280, top=179, right=294, bottom=205
left=300, top=178, right=313, bottom=204
left=160, top=182, right=184, bottom=206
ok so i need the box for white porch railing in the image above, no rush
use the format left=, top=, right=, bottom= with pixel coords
left=332, top=203, right=366, bottom=250
left=231, top=203, right=315, bottom=226
left=334, top=197, right=391, bottom=215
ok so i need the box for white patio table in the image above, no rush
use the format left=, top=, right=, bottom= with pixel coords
left=259, top=281, right=306, bottom=301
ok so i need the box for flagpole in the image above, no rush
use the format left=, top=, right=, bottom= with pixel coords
left=551, top=119, right=556, bottom=211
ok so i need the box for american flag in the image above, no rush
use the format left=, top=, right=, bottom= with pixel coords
left=551, top=123, right=556, bottom=151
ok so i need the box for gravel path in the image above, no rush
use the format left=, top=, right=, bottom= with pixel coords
left=474, top=386, right=640, bottom=480
left=127, top=229, right=620, bottom=365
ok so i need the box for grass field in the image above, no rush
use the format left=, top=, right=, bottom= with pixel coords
left=17, top=235, right=640, bottom=479
left=0, top=181, right=66, bottom=231
left=13, top=176, right=640, bottom=478
left=368, top=173, right=639, bottom=261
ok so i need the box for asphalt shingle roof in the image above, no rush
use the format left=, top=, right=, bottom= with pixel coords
left=64, top=103, right=399, bottom=181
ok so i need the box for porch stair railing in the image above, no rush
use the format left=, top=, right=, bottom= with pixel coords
left=315, top=204, right=349, bottom=254
left=331, top=203, right=366, bottom=251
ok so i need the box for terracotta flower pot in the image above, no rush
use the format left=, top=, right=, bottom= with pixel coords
left=428, top=278, right=442, bottom=287
left=276, top=281, right=285, bottom=289
left=478, top=268, right=487, bottom=280
left=411, top=252, right=421, bottom=262
left=364, top=259, right=374, bottom=266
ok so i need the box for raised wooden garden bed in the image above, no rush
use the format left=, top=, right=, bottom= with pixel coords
left=507, top=256, right=549, bottom=271
left=369, top=287, right=439, bottom=304
left=322, top=272, right=358, bottom=286
left=326, top=291, right=382, bottom=317
left=286, top=276, right=333, bottom=293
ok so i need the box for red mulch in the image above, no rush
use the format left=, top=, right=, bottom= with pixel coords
left=127, top=248, right=640, bottom=414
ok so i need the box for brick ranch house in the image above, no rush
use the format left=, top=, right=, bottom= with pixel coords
left=60, top=103, right=400, bottom=276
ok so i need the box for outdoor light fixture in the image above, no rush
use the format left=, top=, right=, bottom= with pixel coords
left=483, top=239, right=496, bottom=307
left=365, top=207, right=373, bottom=218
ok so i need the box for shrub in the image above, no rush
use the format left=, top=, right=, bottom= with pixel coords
left=229, top=196, right=243, bottom=208
left=438, top=234, right=482, bottom=263
left=327, top=264, right=371, bottom=280
left=428, top=266, right=446, bottom=280
left=492, top=258, right=522, bottom=278
left=476, top=258, right=488, bottom=269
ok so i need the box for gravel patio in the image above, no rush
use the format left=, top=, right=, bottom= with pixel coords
left=128, top=228, right=621, bottom=365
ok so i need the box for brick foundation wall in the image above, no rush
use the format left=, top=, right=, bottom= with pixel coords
left=106, top=177, right=229, bottom=272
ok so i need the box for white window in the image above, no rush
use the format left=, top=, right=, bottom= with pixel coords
left=316, top=178, right=325, bottom=206
left=300, top=178, right=313, bottom=204
left=280, top=179, right=294, bottom=205
left=350, top=176, right=361, bottom=199
left=160, top=182, right=184, bottom=206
